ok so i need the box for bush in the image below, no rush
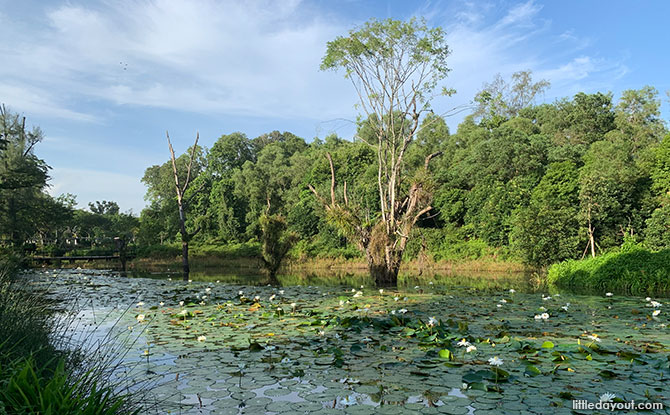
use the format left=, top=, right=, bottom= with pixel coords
left=547, top=245, right=670, bottom=295
left=135, top=244, right=181, bottom=259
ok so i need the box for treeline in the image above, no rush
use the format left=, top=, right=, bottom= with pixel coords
left=137, top=81, right=669, bottom=268
left=2, top=82, right=669, bottom=269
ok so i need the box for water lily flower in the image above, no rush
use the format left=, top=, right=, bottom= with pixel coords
left=509, top=289, right=515, bottom=293
left=488, top=356, right=503, bottom=366
left=143, top=350, right=149, bottom=356
left=605, top=292, right=613, bottom=297
left=202, top=295, right=207, bottom=299
left=653, top=310, right=661, bottom=317
left=398, top=308, right=408, bottom=314
left=466, top=345, right=477, bottom=353
left=429, top=281, right=434, bottom=285
left=586, top=334, right=601, bottom=342
left=360, top=285, right=364, bottom=289
left=179, top=301, right=184, bottom=306
left=290, top=302, right=297, bottom=309
left=379, top=289, right=384, bottom=294
left=279, top=290, right=284, bottom=295
left=539, top=306, right=547, bottom=311
left=178, top=310, right=188, bottom=316
left=205, top=287, right=211, bottom=292
left=599, top=392, right=616, bottom=403
left=541, top=313, right=549, bottom=319
left=499, top=299, right=507, bottom=304
left=427, top=317, right=438, bottom=327
left=167, top=278, right=172, bottom=281
left=197, top=335, right=206, bottom=342
left=553, top=294, right=560, bottom=297
left=128, top=326, right=133, bottom=331
left=394, top=296, right=399, bottom=301
left=254, top=295, right=260, bottom=301
left=339, top=300, right=345, bottom=307
left=137, top=302, right=145, bottom=307
left=650, top=301, right=662, bottom=307
left=561, top=305, right=569, bottom=311
left=318, top=330, right=325, bottom=336
left=269, top=294, right=276, bottom=301
left=496, top=304, right=502, bottom=308
left=457, top=338, right=470, bottom=347
left=390, top=310, right=396, bottom=315
left=353, top=291, right=363, bottom=298
left=136, top=314, right=145, bottom=322
left=414, top=286, right=420, bottom=290
left=351, top=288, right=356, bottom=292
left=199, top=301, right=205, bottom=305
left=238, top=291, right=244, bottom=296
left=159, top=302, right=164, bottom=306
left=188, top=279, right=192, bottom=283
left=461, top=383, right=469, bottom=390
left=646, top=297, right=651, bottom=301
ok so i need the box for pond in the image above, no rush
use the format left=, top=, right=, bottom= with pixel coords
left=23, top=268, right=670, bottom=414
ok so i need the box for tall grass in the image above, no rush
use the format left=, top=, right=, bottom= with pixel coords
left=547, top=245, right=670, bottom=295
left=0, top=263, right=146, bottom=414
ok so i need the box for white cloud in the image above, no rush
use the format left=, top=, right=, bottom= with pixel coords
left=1, top=0, right=354, bottom=122
left=48, top=167, right=147, bottom=215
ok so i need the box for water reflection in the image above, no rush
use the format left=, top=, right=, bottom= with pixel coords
left=127, top=267, right=543, bottom=293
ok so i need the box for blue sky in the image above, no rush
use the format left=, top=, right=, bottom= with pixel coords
left=1, top=0, right=668, bottom=214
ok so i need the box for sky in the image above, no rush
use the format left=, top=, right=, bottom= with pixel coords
left=1, top=0, right=669, bottom=214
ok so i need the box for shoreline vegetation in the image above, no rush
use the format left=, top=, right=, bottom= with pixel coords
left=0, top=262, right=138, bottom=414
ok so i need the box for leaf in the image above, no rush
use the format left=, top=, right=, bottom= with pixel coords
left=541, top=341, right=555, bottom=349
left=524, top=365, right=542, bottom=377
left=438, top=349, right=453, bottom=360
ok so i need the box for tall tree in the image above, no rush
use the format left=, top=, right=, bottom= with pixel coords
left=167, top=132, right=204, bottom=280
left=315, top=18, right=449, bottom=285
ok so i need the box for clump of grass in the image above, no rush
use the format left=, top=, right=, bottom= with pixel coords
left=547, top=245, right=670, bottom=295
left=0, top=263, right=146, bottom=414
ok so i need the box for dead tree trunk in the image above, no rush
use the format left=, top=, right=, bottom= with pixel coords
left=167, top=131, right=202, bottom=281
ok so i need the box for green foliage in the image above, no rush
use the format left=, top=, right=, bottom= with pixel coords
left=547, top=245, right=670, bottom=295
left=1, top=357, right=134, bottom=415
left=259, top=214, right=297, bottom=278
left=510, top=161, right=580, bottom=267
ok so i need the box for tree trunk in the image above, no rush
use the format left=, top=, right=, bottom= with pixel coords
left=181, top=240, right=190, bottom=280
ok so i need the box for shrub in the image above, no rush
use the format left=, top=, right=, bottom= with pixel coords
left=547, top=245, right=670, bottom=295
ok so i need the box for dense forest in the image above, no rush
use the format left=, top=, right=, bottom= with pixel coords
left=2, top=78, right=669, bottom=271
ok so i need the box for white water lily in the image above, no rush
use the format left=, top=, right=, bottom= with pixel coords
left=269, top=294, right=276, bottom=301
left=599, top=392, right=616, bottom=402
left=427, top=317, right=438, bottom=327
left=653, top=310, right=661, bottom=317
left=179, top=301, right=184, bottom=306
left=339, top=300, right=345, bottom=307
left=238, top=291, right=244, bottom=296
left=318, top=330, right=325, bottom=336
left=136, top=314, right=145, bottom=322
left=650, top=301, right=662, bottom=307
left=290, top=302, right=297, bottom=309
left=159, top=302, right=164, bottom=306
left=136, top=302, right=144, bottom=307
left=499, top=299, right=507, bottom=304
left=279, top=290, right=284, bottom=295
left=394, top=296, right=399, bottom=301
left=254, top=295, right=260, bottom=301
left=509, top=289, right=515, bottom=293
left=390, top=310, right=396, bottom=315
left=379, top=289, right=384, bottom=294
left=586, top=334, right=601, bottom=342
left=197, top=335, right=206, bottom=342
left=414, top=286, right=420, bottom=290
left=205, top=288, right=211, bottom=292
left=496, top=304, right=502, bottom=308
left=488, top=356, right=503, bottom=366
left=457, top=338, right=470, bottom=347
left=353, top=291, right=363, bottom=298
left=466, top=345, right=477, bottom=353
left=539, top=306, right=546, bottom=311
left=398, top=308, right=408, bottom=314
left=199, top=301, right=205, bottom=305
left=605, top=292, right=613, bottom=297
left=561, top=306, right=569, bottom=311
left=351, top=288, right=356, bottom=292
left=645, top=297, right=651, bottom=301
left=541, top=313, right=549, bottom=319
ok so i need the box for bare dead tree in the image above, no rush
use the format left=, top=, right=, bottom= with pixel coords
left=167, top=131, right=202, bottom=280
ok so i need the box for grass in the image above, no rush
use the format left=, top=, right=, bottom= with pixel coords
left=0, top=261, right=141, bottom=414
left=547, top=244, right=670, bottom=295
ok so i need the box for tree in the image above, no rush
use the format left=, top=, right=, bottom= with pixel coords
left=510, top=161, right=580, bottom=267
left=473, top=70, right=550, bottom=125
left=0, top=105, right=49, bottom=247
left=259, top=213, right=297, bottom=282
left=167, top=132, right=205, bottom=280
left=315, top=18, right=449, bottom=285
